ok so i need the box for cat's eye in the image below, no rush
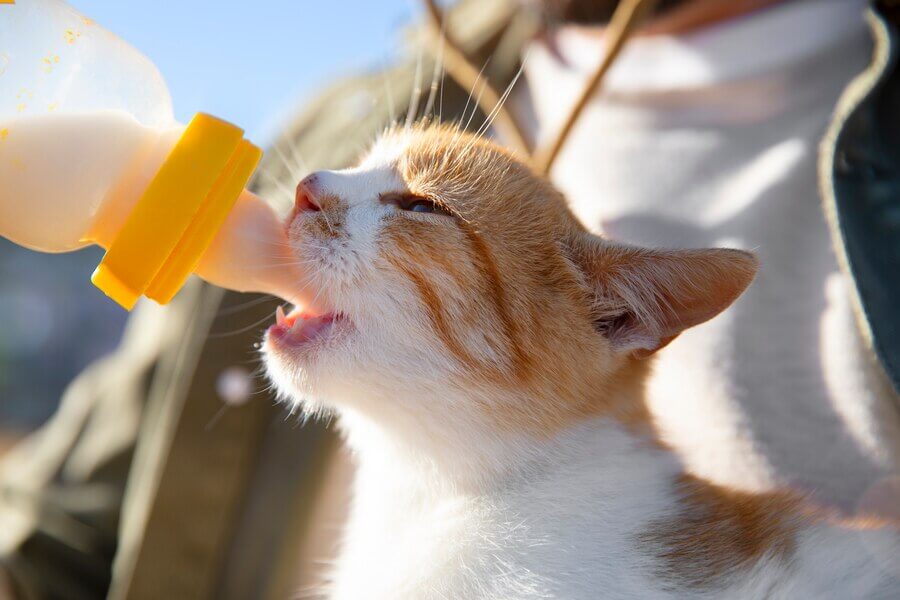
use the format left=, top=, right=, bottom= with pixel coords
left=381, top=193, right=453, bottom=218
left=407, top=199, right=449, bottom=215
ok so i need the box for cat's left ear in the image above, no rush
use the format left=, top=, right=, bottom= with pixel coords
left=567, top=234, right=758, bottom=356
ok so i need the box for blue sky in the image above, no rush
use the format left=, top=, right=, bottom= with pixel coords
left=69, top=0, right=418, bottom=144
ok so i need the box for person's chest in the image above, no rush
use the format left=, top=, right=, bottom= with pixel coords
left=516, top=16, right=897, bottom=502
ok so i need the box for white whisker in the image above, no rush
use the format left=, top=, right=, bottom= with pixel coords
left=257, top=167, right=296, bottom=206
left=271, top=142, right=307, bottom=183
left=422, top=16, right=446, bottom=120
left=404, top=30, right=426, bottom=130
left=461, top=72, right=488, bottom=134
left=216, top=295, right=278, bottom=317
left=475, top=51, right=530, bottom=145
left=381, top=55, right=398, bottom=126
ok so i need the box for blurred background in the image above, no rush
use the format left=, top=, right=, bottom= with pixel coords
left=2, top=0, right=898, bottom=598
left=0, top=0, right=418, bottom=440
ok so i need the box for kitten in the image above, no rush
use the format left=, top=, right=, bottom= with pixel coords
left=264, top=125, right=899, bottom=599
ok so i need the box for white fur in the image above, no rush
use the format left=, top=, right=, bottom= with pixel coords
left=328, top=416, right=898, bottom=599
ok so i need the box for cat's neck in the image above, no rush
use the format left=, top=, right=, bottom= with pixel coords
left=337, top=360, right=667, bottom=494
left=339, top=404, right=548, bottom=494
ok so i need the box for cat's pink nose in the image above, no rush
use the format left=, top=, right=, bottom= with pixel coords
left=295, top=174, right=322, bottom=213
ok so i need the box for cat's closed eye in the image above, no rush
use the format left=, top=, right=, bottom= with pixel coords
left=381, top=192, right=453, bottom=217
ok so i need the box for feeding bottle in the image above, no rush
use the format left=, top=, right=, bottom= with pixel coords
left=0, top=0, right=307, bottom=310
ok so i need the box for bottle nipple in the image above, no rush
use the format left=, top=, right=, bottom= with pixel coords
left=193, top=189, right=317, bottom=311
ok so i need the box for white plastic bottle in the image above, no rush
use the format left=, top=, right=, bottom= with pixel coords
left=0, top=0, right=307, bottom=310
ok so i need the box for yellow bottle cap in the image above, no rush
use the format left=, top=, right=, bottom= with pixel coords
left=91, top=113, right=263, bottom=310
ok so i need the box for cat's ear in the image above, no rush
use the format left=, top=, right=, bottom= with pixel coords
left=567, top=235, right=758, bottom=356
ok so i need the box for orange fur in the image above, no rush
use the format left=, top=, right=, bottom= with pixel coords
left=374, top=125, right=757, bottom=439
left=640, top=474, right=803, bottom=589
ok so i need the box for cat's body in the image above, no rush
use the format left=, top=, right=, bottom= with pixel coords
left=264, top=126, right=899, bottom=598
left=332, top=416, right=897, bottom=599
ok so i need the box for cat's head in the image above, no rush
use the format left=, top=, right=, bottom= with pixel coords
left=264, top=125, right=756, bottom=437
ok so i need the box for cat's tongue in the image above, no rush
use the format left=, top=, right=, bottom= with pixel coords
left=269, top=305, right=339, bottom=346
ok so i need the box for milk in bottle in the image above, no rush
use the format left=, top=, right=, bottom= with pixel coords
left=0, top=0, right=308, bottom=310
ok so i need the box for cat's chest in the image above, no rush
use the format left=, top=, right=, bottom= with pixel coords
left=331, top=489, right=505, bottom=599
left=330, top=434, right=682, bottom=599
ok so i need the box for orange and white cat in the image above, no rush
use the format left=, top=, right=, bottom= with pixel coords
left=264, top=126, right=899, bottom=599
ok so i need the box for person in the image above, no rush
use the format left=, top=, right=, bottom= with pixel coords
left=1, top=0, right=897, bottom=597
left=520, top=0, right=900, bottom=510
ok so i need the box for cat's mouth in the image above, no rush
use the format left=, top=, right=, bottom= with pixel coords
left=266, top=305, right=350, bottom=349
